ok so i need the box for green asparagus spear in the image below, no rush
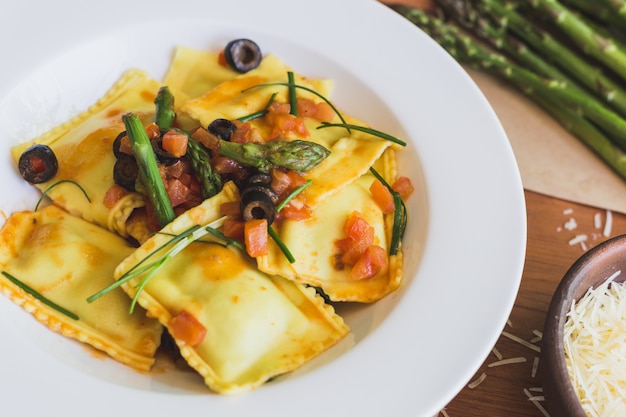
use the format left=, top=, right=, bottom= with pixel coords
left=526, top=0, right=626, bottom=83
left=186, top=138, right=222, bottom=199
left=218, top=139, right=330, bottom=173
left=560, top=0, right=626, bottom=31
left=443, top=0, right=626, bottom=118
left=123, top=113, right=175, bottom=227
left=392, top=7, right=626, bottom=167
left=154, top=86, right=176, bottom=130
left=536, top=94, right=626, bottom=182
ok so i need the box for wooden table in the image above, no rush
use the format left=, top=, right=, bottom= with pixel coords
left=438, top=190, right=626, bottom=417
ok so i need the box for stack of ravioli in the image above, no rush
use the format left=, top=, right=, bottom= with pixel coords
left=0, top=44, right=405, bottom=394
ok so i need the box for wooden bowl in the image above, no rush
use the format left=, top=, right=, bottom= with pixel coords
left=541, top=234, right=626, bottom=417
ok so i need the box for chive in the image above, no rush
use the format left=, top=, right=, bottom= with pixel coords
left=88, top=218, right=228, bottom=313
left=318, top=122, right=407, bottom=147
left=35, top=179, right=91, bottom=211
left=242, top=77, right=349, bottom=130
left=237, top=92, right=278, bottom=122
left=287, top=71, right=298, bottom=116
left=2, top=271, right=79, bottom=320
left=268, top=226, right=295, bottom=263
left=87, top=224, right=203, bottom=304
left=369, top=167, right=407, bottom=256
left=203, top=226, right=246, bottom=251
left=276, top=180, right=312, bottom=212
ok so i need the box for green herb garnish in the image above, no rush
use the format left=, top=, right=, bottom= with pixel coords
left=35, top=179, right=91, bottom=211
left=237, top=92, right=279, bottom=123
left=2, top=271, right=79, bottom=320
left=268, top=226, right=295, bottom=263
left=242, top=76, right=349, bottom=129
left=276, top=179, right=312, bottom=212
left=88, top=217, right=227, bottom=313
left=318, top=123, right=407, bottom=146
left=369, top=167, right=407, bottom=256
left=287, top=71, right=298, bottom=117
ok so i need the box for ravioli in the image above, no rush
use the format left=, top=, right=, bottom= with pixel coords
left=0, top=205, right=163, bottom=371
left=258, top=149, right=402, bottom=302
left=9, top=69, right=162, bottom=238
left=114, top=182, right=349, bottom=394
left=162, top=45, right=241, bottom=103
left=179, top=52, right=394, bottom=207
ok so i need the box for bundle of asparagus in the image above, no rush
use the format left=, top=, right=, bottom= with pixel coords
left=389, top=0, right=626, bottom=182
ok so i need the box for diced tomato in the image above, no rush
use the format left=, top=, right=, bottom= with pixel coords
left=212, top=156, right=243, bottom=174
left=191, top=127, right=220, bottom=154
left=296, top=98, right=317, bottom=118
left=313, top=101, right=335, bottom=123
left=350, top=245, right=387, bottom=280
left=103, top=185, right=128, bottom=209
left=271, top=168, right=307, bottom=200
left=265, top=103, right=309, bottom=139
left=218, top=49, right=228, bottom=68
left=231, top=121, right=252, bottom=143
left=370, top=179, right=395, bottom=214
left=166, top=178, right=191, bottom=207
left=117, top=134, right=134, bottom=155
left=279, top=203, right=311, bottom=220
left=162, top=129, right=188, bottom=157
left=270, top=168, right=292, bottom=198
left=220, top=201, right=242, bottom=217
left=223, top=218, right=245, bottom=241
left=145, top=122, right=161, bottom=139
left=296, top=98, right=335, bottom=123
left=334, top=237, right=353, bottom=254
left=28, top=157, right=46, bottom=174
left=169, top=310, right=206, bottom=347
left=340, top=213, right=375, bottom=265
left=343, top=211, right=373, bottom=242
left=392, top=176, right=414, bottom=201
left=244, top=218, right=268, bottom=257
left=268, top=101, right=291, bottom=114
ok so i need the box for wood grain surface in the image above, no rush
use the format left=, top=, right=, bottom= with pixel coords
left=437, top=191, right=626, bottom=417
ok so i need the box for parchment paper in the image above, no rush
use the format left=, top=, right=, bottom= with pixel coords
left=466, top=68, right=626, bottom=215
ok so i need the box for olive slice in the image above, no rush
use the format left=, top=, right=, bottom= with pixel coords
left=114, top=155, right=139, bottom=191
left=241, top=189, right=276, bottom=225
left=207, top=118, right=237, bottom=141
left=112, top=131, right=128, bottom=159
left=18, top=144, right=58, bottom=184
left=223, top=39, right=262, bottom=73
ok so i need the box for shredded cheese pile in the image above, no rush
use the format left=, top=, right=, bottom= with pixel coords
left=564, top=270, right=626, bottom=417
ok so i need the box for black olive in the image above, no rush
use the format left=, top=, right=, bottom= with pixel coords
left=112, top=131, right=127, bottom=159
left=244, top=172, right=272, bottom=186
left=151, top=137, right=179, bottom=165
left=241, top=189, right=276, bottom=224
left=18, top=144, right=58, bottom=184
left=207, top=118, right=237, bottom=141
left=113, top=155, right=139, bottom=191
left=223, top=39, right=262, bottom=73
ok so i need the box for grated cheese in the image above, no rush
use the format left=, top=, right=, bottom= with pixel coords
left=603, top=210, right=613, bottom=238
left=487, top=357, right=527, bottom=368
left=564, top=270, right=626, bottom=417
left=467, top=372, right=487, bottom=389
left=564, top=218, right=578, bottom=231
left=531, top=356, right=539, bottom=378
left=569, top=234, right=588, bottom=246
left=501, top=331, right=541, bottom=353
left=524, top=388, right=550, bottom=417
left=594, top=212, right=602, bottom=229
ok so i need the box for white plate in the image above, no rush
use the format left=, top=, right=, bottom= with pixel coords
left=0, top=1, right=526, bottom=416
